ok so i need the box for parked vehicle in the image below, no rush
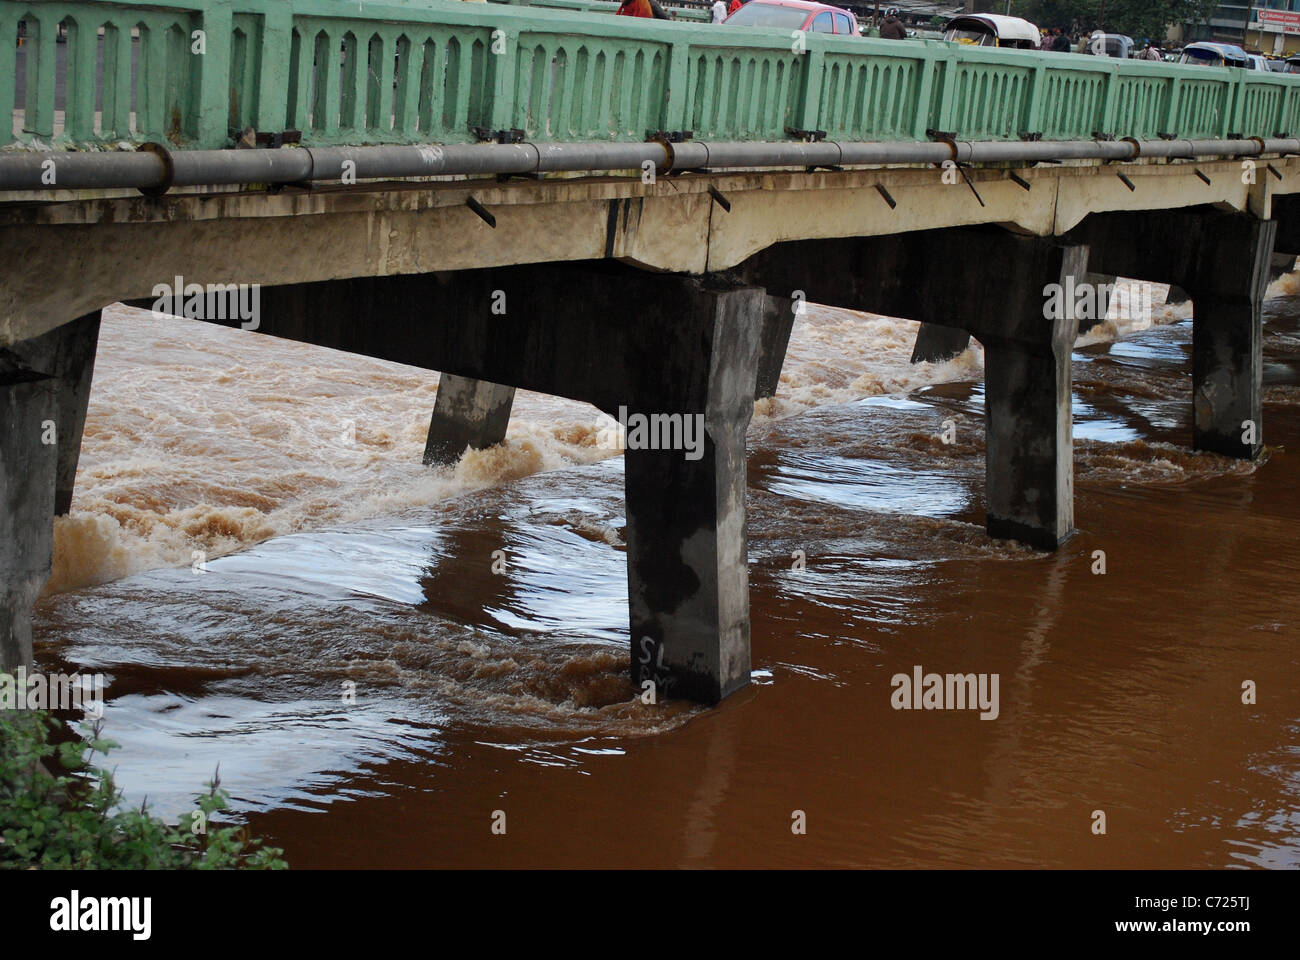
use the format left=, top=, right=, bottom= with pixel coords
left=724, top=0, right=860, bottom=35
left=941, top=14, right=1040, bottom=50
left=1265, top=58, right=1298, bottom=73
left=1178, top=41, right=1252, bottom=69
left=1246, top=53, right=1270, bottom=71
left=1085, top=32, right=1134, bottom=58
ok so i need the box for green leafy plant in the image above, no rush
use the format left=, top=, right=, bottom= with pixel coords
left=0, top=708, right=287, bottom=870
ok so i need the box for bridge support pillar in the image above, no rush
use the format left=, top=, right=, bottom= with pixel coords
left=624, top=284, right=762, bottom=703
left=243, top=267, right=765, bottom=704
left=1186, top=216, right=1275, bottom=459
left=0, top=312, right=99, bottom=671
left=740, top=227, right=1086, bottom=549
left=9, top=311, right=101, bottom=514
left=909, top=322, right=970, bottom=364
left=1069, top=206, right=1275, bottom=459
left=756, top=294, right=797, bottom=399
left=0, top=356, right=57, bottom=672
left=422, top=374, right=516, bottom=466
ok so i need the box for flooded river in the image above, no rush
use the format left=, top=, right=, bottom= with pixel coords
left=29, top=277, right=1300, bottom=868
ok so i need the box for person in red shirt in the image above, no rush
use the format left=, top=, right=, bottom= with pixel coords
left=728, top=0, right=741, bottom=13
left=617, top=0, right=672, bottom=16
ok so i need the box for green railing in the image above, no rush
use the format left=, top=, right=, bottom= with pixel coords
left=6, top=0, right=1300, bottom=151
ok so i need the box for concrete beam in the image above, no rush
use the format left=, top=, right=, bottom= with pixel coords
left=6, top=156, right=1296, bottom=348
left=423, top=374, right=516, bottom=467
left=738, top=226, right=1085, bottom=549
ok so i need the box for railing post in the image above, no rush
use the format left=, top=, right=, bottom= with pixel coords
left=256, top=3, right=295, bottom=134
left=27, top=10, right=57, bottom=140
left=1022, top=62, right=1046, bottom=138
left=663, top=40, right=691, bottom=132
left=1164, top=75, right=1182, bottom=134
left=933, top=47, right=957, bottom=134
left=487, top=23, right=517, bottom=131
left=0, top=9, right=15, bottom=145
left=1229, top=72, right=1247, bottom=137
left=66, top=18, right=97, bottom=141
left=797, top=47, right=824, bottom=135
left=1099, top=64, right=1118, bottom=137
left=196, top=1, right=233, bottom=147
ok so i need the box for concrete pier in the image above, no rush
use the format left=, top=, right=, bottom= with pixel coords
left=0, top=353, right=57, bottom=672
left=210, top=266, right=765, bottom=703
left=741, top=226, right=1086, bottom=549
left=8, top=312, right=101, bottom=515
left=910, top=323, right=971, bottom=364
left=756, top=295, right=797, bottom=400
left=1072, top=207, right=1275, bottom=459
left=423, top=375, right=516, bottom=466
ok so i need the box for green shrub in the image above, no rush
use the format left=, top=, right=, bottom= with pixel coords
left=0, top=708, right=287, bottom=870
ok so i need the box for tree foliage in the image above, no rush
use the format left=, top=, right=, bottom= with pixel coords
left=1006, top=0, right=1220, bottom=42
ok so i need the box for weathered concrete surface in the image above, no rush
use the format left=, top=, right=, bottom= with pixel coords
left=185, top=265, right=764, bottom=703
left=1069, top=206, right=1275, bottom=458
left=739, top=226, right=1086, bottom=548
left=0, top=353, right=57, bottom=671
left=8, top=312, right=101, bottom=514
left=423, top=374, right=516, bottom=466
left=5, top=156, right=1298, bottom=347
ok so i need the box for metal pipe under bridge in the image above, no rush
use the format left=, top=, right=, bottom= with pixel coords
left=4, top=0, right=1300, bottom=703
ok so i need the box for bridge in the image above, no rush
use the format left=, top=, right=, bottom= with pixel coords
left=4, top=0, right=1300, bottom=703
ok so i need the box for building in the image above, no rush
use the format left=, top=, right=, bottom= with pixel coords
left=1187, top=1, right=1300, bottom=56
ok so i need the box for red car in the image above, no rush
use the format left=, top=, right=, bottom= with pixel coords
left=724, top=0, right=862, bottom=36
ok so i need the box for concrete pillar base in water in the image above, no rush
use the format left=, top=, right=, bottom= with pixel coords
left=422, top=374, right=516, bottom=466
left=623, top=285, right=763, bottom=704
left=0, top=354, right=58, bottom=672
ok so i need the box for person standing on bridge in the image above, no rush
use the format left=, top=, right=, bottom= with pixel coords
left=616, top=0, right=672, bottom=18
left=879, top=8, right=907, bottom=39
left=712, top=0, right=728, bottom=22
